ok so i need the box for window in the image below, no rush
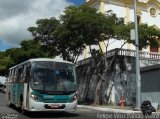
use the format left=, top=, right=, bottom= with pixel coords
left=25, top=66, right=31, bottom=82
left=150, top=47, right=158, bottom=52
left=8, top=70, right=13, bottom=83
left=17, top=67, right=23, bottom=82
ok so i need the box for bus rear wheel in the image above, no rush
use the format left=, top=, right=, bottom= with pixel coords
left=8, top=92, right=11, bottom=107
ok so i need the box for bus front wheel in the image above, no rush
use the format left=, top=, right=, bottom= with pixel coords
left=20, top=95, right=27, bottom=114
left=20, top=102, right=26, bottom=114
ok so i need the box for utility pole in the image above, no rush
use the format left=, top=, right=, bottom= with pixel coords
left=133, top=0, right=141, bottom=110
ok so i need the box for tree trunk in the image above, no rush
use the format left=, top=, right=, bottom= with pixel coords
left=94, top=78, right=103, bottom=105
left=105, top=80, right=114, bottom=104
left=83, top=66, right=91, bottom=102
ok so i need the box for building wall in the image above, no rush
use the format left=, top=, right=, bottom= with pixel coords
left=103, top=1, right=160, bottom=51
left=78, top=46, right=160, bottom=107
left=83, top=0, right=160, bottom=60
left=142, top=11, right=160, bottom=27
left=104, top=4, right=126, bottom=18
left=77, top=55, right=136, bottom=105
left=80, top=39, right=129, bottom=60
left=141, top=65, right=160, bottom=104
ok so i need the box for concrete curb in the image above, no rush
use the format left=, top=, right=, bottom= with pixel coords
left=77, top=105, right=142, bottom=114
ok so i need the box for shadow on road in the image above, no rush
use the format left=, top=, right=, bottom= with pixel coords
left=7, top=104, right=79, bottom=118
left=26, top=111, right=79, bottom=118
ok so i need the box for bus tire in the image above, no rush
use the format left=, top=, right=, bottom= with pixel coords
left=20, top=95, right=27, bottom=115
left=8, top=92, right=11, bottom=107
left=20, top=102, right=26, bottom=114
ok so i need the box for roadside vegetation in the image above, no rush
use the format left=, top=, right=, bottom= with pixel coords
left=0, top=4, right=160, bottom=79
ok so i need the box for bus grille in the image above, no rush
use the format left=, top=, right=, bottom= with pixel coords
left=43, top=99, right=69, bottom=103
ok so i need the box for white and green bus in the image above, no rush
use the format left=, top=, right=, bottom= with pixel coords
left=6, top=58, right=78, bottom=113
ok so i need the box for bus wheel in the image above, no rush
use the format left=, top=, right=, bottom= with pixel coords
left=8, top=92, right=11, bottom=107
left=20, top=101, right=27, bottom=115
left=20, top=95, right=27, bottom=115
left=8, top=100, right=11, bottom=107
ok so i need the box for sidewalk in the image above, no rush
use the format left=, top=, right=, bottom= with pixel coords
left=78, top=105, right=160, bottom=114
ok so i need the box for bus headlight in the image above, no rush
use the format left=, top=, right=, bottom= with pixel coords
left=30, top=94, right=38, bottom=101
left=72, top=94, right=77, bottom=101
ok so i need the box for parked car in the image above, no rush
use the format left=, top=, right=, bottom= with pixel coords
left=0, top=83, right=3, bottom=91
left=0, top=84, right=6, bottom=93
left=1, top=85, right=6, bottom=93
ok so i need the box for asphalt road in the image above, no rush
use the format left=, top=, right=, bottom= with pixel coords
left=0, top=92, right=102, bottom=119
left=1, top=92, right=160, bottom=119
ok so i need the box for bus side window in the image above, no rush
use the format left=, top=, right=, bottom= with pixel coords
left=9, top=70, right=11, bottom=83
left=22, top=66, right=26, bottom=82
left=15, top=68, right=19, bottom=83
left=17, top=67, right=23, bottom=83
left=25, top=66, right=31, bottom=82
left=13, top=69, right=17, bottom=83
left=8, top=70, right=12, bottom=83
left=12, top=69, right=15, bottom=83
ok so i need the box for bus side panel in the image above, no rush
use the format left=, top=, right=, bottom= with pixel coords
left=17, top=83, right=24, bottom=107
left=6, top=83, right=13, bottom=104
left=11, top=83, right=19, bottom=106
left=23, top=83, right=28, bottom=110
left=10, top=84, right=13, bottom=104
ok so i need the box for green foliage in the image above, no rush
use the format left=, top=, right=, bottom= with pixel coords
left=28, top=5, right=125, bottom=63
left=139, top=24, right=160, bottom=49
left=0, top=40, right=49, bottom=76
left=0, top=57, right=12, bottom=76
left=1, top=4, right=160, bottom=76
left=28, top=18, right=60, bottom=57
left=114, top=22, right=160, bottom=49
left=114, top=23, right=133, bottom=42
left=9, top=40, right=49, bottom=65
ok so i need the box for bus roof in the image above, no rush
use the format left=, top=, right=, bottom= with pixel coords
left=9, top=58, right=74, bottom=70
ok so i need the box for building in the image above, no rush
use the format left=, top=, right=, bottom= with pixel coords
left=82, top=0, right=160, bottom=59
left=77, top=0, right=160, bottom=106
left=141, top=64, right=160, bottom=108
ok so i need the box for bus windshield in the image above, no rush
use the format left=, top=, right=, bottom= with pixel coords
left=30, top=61, right=77, bottom=94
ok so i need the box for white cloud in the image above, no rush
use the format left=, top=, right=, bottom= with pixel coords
left=0, top=0, right=72, bottom=45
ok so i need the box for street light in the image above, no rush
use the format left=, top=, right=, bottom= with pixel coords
left=133, top=0, right=141, bottom=110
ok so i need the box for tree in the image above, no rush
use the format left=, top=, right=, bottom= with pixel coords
left=114, top=23, right=160, bottom=49
left=94, top=22, right=160, bottom=105
left=28, top=5, right=113, bottom=63
left=28, top=18, right=60, bottom=58
left=7, top=40, right=49, bottom=65
left=138, top=24, right=160, bottom=49
left=0, top=40, right=49, bottom=76
left=27, top=4, right=160, bottom=105
left=0, top=51, right=13, bottom=76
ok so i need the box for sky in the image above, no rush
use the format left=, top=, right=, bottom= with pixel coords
left=0, top=0, right=85, bottom=51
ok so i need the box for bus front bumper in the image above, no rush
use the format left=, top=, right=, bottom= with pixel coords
left=28, top=99, right=77, bottom=112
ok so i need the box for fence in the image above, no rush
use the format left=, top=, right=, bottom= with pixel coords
left=77, top=48, right=160, bottom=67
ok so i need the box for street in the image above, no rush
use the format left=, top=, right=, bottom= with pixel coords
left=1, top=92, right=160, bottom=119
left=0, top=92, right=102, bottom=119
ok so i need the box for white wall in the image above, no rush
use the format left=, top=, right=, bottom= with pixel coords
left=104, top=4, right=126, bottom=18
left=78, top=1, right=160, bottom=61
left=142, top=11, right=160, bottom=27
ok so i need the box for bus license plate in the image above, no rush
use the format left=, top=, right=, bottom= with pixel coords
left=51, top=105, right=60, bottom=108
